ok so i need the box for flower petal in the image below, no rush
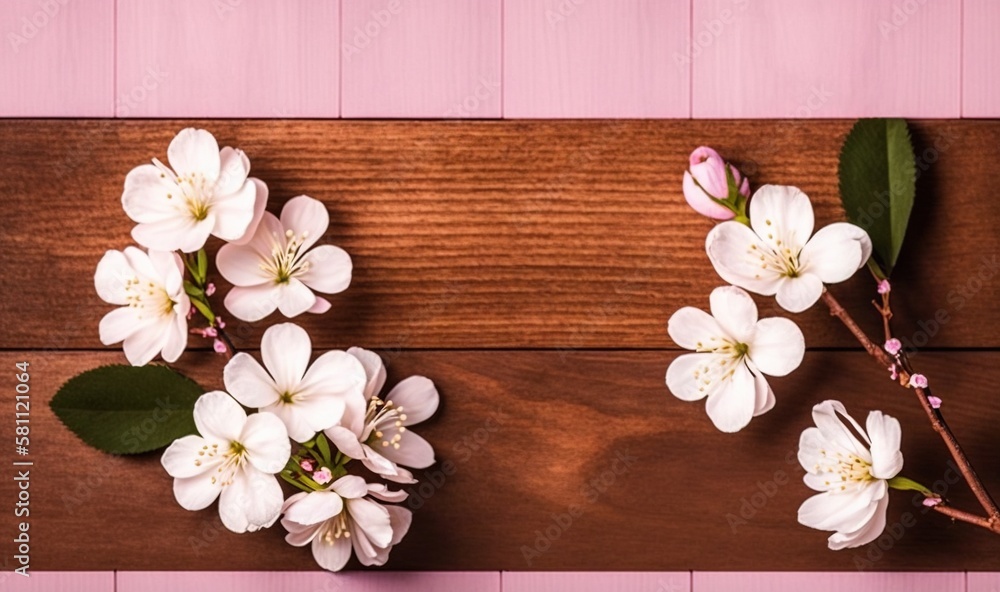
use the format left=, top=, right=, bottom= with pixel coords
left=667, top=306, right=726, bottom=350
left=361, top=447, right=401, bottom=478
left=775, top=274, right=824, bottom=313
left=704, top=362, right=757, bottom=433
left=748, top=185, right=815, bottom=253
left=229, top=178, right=270, bottom=246
left=276, top=279, right=318, bottom=318
left=799, top=222, right=872, bottom=284
left=241, top=411, right=291, bottom=473
left=224, top=284, right=281, bottom=322
left=167, top=128, right=221, bottom=182
left=194, top=391, right=247, bottom=443
left=798, top=480, right=884, bottom=534
left=348, top=346, right=388, bottom=401
left=98, top=307, right=144, bottom=345
left=683, top=170, right=734, bottom=219
left=132, top=214, right=214, bottom=254
left=280, top=195, right=329, bottom=251
left=283, top=490, right=344, bottom=526
left=366, top=484, right=408, bottom=504
left=866, top=411, right=903, bottom=480
left=383, top=376, right=439, bottom=426
left=262, top=323, right=312, bottom=394
left=750, top=364, right=775, bottom=416
left=298, top=350, right=367, bottom=402
left=283, top=520, right=322, bottom=547
left=748, top=317, right=805, bottom=377
left=121, top=164, right=182, bottom=224
left=311, top=532, right=353, bottom=572
left=160, top=311, right=188, bottom=363
left=214, top=146, right=250, bottom=197
left=121, top=317, right=171, bottom=366
left=709, top=285, right=758, bottom=343
left=827, top=494, right=889, bottom=550
left=811, top=400, right=872, bottom=462
left=346, top=498, right=393, bottom=549
left=263, top=402, right=314, bottom=444
left=308, top=296, right=332, bottom=314
left=210, top=178, right=257, bottom=241
left=161, top=435, right=215, bottom=478
left=173, top=473, right=222, bottom=511
left=94, top=250, right=134, bottom=305
left=219, top=468, right=283, bottom=533
left=665, top=353, right=715, bottom=402
left=325, top=426, right=366, bottom=458
left=224, top=353, right=281, bottom=408
left=378, top=428, right=435, bottom=469
left=299, top=245, right=352, bottom=294
left=705, top=222, right=784, bottom=296
left=331, top=475, right=370, bottom=499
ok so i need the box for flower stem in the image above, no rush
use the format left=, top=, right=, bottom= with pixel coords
left=820, top=289, right=1000, bottom=533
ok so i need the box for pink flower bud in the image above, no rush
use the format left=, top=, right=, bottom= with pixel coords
left=213, top=339, right=228, bottom=354
left=883, top=338, right=902, bottom=356
left=313, top=467, right=332, bottom=485
left=682, top=147, right=749, bottom=220
left=216, top=316, right=226, bottom=329
left=888, top=364, right=898, bottom=381
left=877, top=279, right=891, bottom=294
left=928, top=395, right=942, bottom=409
left=187, top=305, right=195, bottom=320
left=922, top=496, right=942, bottom=507
left=299, top=459, right=316, bottom=472
left=205, top=282, right=216, bottom=296
left=909, top=373, right=928, bottom=388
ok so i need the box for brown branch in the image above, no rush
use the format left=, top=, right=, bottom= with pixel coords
left=932, top=504, right=1000, bottom=533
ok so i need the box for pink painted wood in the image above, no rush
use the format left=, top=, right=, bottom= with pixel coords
left=691, top=0, right=962, bottom=118
left=505, top=572, right=690, bottom=591
left=340, top=0, right=501, bottom=118
left=5, top=572, right=113, bottom=591
left=968, top=573, right=1000, bottom=592
left=115, top=0, right=340, bottom=118
left=116, top=571, right=500, bottom=591
left=0, top=0, right=114, bottom=117
left=693, top=572, right=966, bottom=592
left=963, top=0, right=1000, bottom=117
left=503, top=0, right=690, bottom=118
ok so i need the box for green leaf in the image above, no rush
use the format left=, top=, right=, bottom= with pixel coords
left=316, top=433, right=332, bottom=466
left=887, top=476, right=934, bottom=496
left=838, top=118, right=917, bottom=276
left=50, top=365, right=203, bottom=455
left=196, top=249, right=208, bottom=282
left=190, top=298, right=215, bottom=324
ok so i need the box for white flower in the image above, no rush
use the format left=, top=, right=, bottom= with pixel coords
left=216, top=195, right=352, bottom=322
left=325, top=347, right=438, bottom=483
left=223, top=323, right=367, bottom=443
left=706, top=185, right=872, bottom=313
left=281, top=475, right=412, bottom=572
left=94, top=247, right=190, bottom=366
left=797, top=400, right=903, bottom=549
left=666, top=286, right=804, bottom=432
left=161, top=391, right=291, bottom=533
left=122, top=128, right=265, bottom=253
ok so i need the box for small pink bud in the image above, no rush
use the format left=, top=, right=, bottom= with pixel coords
left=884, top=338, right=902, bottom=356
left=909, top=373, right=928, bottom=388
left=213, top=339, right=227, bottom=354
left=205, top=282, right=216, bottom=296
left=299, top=459, right=316, bottom=472
left=682, top=146, right=746, bottom=220
left=928, top=395, right=942, bottom=409
left=313, top=467, right=332, bottom=485
left=216, top=316, right=226, bottom=329
left=888, top=365, right=898, bottom=381
left=877, top=279, right=891, bottom=295
left=922, top=497, right=942, bottom=507
left=187, top=306, right=195, bottom=320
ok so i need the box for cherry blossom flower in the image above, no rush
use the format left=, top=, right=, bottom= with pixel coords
left=223, top=323, right=367, bottom=443
left=161, top=391, right=291, bottom=533
left=666, top=286, right=805, bottom=432
left=682, top=146, right=750, bottom=220
left=94, top=247, right=190, bottom=366
left=281, top=475, right=412, bottom=572
left=122, top=128, right=265, bottom=253
left=797, top=400, right=903, bottom=549
left=706, top=185, right=872, bottom=313
left=216, top=195, right=352, bottom=322
left=325, top=347, right=438, bottom=483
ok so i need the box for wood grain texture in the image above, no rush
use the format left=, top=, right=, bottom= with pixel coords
left=5, top=572, right=114, bottom=591
left=3, top=349, right=999, bottom=571
left=962, top=0, right=1000, bottom=117
left=0, top=0, right=114, bottom=117
left=691, top=0, right=961, bottom=118
left=116, top=0, right=340, bottom=117
left=341, top=0, right=502, bottom=118
left=1, top=120, right=999, bottom=351
left=692, top=572, right=965, bottom=592
left=503, top=0, right=690, bottom=118
left=505, top=572, right=690, bottom=591
left=117, top=571, right=500, bottom=591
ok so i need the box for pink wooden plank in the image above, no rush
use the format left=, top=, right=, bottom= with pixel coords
left=505, top=572, right=690, bottom=592
left=116, top=0, right=339, bottom=118
left=117, top=571, right=500, bottom=592
left=4, top=571, right=113, bottom=591
left=503, top=0, right=690, bottom=118
left=968, top=573, right=1000, bottom=592
left=693, top=572, right=965, bottom=592
left=341, top=0, right=501, bottom=118
left=0, top=0, right=113, bottom=116
left=692, top=0, right=961, bottom=118
left=963, top=0, right=1000, bottom=117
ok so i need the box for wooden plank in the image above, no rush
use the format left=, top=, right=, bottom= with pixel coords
left=117, top=572, right=500, bottom=591
left=3, top=349, right=999, bottom=570
left=968, top=573, right=1000, bottom=592
left=503, top=0, right=690, bottom=117
left=0, top=0, right=113, bottom=116
left=962, top=0, right=1000, bottom=117
left=692, top=572, right=965, bottom=592
left=116, top=0, right=340, bottom=117
left=691, top=0, right=961, bottom=118
left=1, top=120, right=998, bottom=351
left=4, top=572, right=114, bottom=591
left=505, top=572, right=690, bottom=591
left=341, top=0, right=502, bottom=118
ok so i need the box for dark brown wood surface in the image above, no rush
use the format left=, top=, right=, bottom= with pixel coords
left=1, top=120, right=999, bottom=571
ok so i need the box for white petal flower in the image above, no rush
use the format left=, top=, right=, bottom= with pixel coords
left=94, top=246, right=190, bottom=366
left=666, top=285, right=804, bottom=432
left=325, top=347, right=439, bottom=483
left=223, top=323, right=367, bottom=443
left=705, top=185, right=873, bottom=313
left=281, top=475, right=412, bottom=572
left=161, top=391, right=291, bottom=533
left=216, top=195, right=352, bottom=322
left=122, top=128, right=266, bottom=253
left=797, top=400, right=903, bottom=550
